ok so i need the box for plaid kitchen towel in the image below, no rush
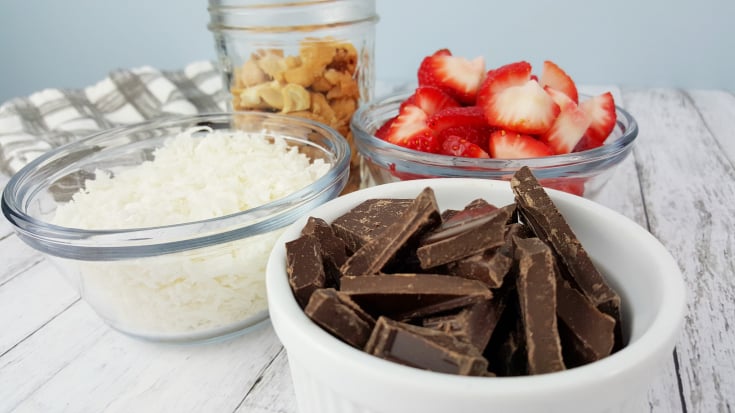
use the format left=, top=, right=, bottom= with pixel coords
left=0, top=61, right=227, bottom=176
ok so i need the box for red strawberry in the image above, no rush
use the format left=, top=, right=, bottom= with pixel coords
left=539, top=177, right=586, bottom=197
left=437, top=125, right=492, bottom=150
left=488, top=129, right=554, bottom=159
left=440, top=135, right=490, bottom=158
left=540, top=87, right=591, bottom=154
left=579, top=92, right=617, bottom=145
left=539, top=60, right=579, bottom=103
left=478, top=62, right=560, bottom=134
left=426, top=106, right=486, bottom=133
left=573, top=134, right=604, bottom=152
left=417, top=49, right=486, bottom=105
left=384, top=104, right=441, bottom=153
left=400, top=85, right=460, bottom=116
left=375, top=117, right=396, bottom=140
left=477, top=61, right=532, bottom=99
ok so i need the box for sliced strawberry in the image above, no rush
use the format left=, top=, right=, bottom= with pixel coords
left=440, top=135, right=490, bottom=158
left=426, top=106, right=486, bottom=133
left=579, top=92, right=617, bottom=145
left=374, top=117, right=396, bottom=140
left=539, top=60, right=579, bottom=103
left=573, top=134, right=604, bottom=152
left=417, top=49, right=486, bottom=105
left=400, top=85, right=460, bottom=117
left=539, top=177, right=586, bottom=197
left=540, top=87, right=591, bottom=154
left=477, top=61, right=532, bottom=102
left=488, top=129, right=554, bottom=159
left=384, top=104, right=438, bottom=152
left=478, top=63, right=560, bottom=134
left=437, top=125, right=492, bottom=150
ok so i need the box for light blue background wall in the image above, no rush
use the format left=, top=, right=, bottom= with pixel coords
left=1, top=0, right=733, bottom=104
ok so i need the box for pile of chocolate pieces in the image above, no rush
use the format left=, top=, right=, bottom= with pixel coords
left=286, top=166, right=623, bottom=377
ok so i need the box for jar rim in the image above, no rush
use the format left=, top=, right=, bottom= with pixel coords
left=208, top=0, right=379, bottom=32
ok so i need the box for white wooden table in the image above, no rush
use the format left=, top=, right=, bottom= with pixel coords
left=1, top=85, right=734, bottom=413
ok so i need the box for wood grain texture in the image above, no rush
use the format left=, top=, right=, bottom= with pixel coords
left=686, top=89, right=735, bottom=163
left=0, top=260, right=79, bottom=356
left=236, top=348, right=297, bottom=413
left=591, top=86, right=683, bottom=413
left=623, top=88, right=735, bottom=413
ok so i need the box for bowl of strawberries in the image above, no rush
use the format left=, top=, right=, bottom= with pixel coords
left=350, top=49, right=638, bottom=198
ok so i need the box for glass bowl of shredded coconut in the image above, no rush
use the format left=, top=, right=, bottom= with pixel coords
left=2, top=112, right=350, bottom=342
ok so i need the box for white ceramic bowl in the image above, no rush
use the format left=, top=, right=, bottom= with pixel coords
left=265, top=178, right=686, bottom=413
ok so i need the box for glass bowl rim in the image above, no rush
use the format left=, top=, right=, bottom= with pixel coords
left=1, top=112, right=351, bottom=259
left=350, top=90, right=638, bottom=170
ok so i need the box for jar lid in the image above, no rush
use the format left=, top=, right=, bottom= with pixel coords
left=208, top=0, right=378, bottom=32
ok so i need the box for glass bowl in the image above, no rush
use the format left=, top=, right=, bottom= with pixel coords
left=350, top=91, right=638, bottom=199
left=2, top=112, right=350, bottom=343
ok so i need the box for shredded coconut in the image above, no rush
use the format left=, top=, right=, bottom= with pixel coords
left=52, top=127, right=331, bottom=337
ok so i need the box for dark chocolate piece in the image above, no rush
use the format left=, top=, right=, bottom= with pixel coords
left=416, top=204, right=514, bottom=269
left=422, top=295, right=506, bottom=352
left=340, top=188, right=440, bottom=277
left=301, top=216, right=348, bottom=288
left=304, top=288, right=376, bottom=348
left=447, top=223, right=529, bottom=288
left=285, top=235, right=326, bottom=308
left=514, top=237, right=565, bottom=375
left=510, top=166, right=621, bottom=325
left=331, top=198, right=414, bottom=252
left=340, top=273, right=492, bottom=320
left=365, top=316, right=489, bottom=376
left=556, top=277, right=616, bottom=367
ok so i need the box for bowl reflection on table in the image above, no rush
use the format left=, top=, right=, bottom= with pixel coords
left=350, top=91, right=638, bottom=199
left=266, top=178, right=685, bottom=413
left=1, top=112, right=350, bottom=343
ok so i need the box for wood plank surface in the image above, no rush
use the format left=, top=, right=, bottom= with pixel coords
left=2, top=85, right=735, bottom=413
left=622, top=88, right=735, bottom=413
left=591, top=85, right=684, bottom=413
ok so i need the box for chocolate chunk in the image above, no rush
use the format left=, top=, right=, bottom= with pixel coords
left=301, top=216, right=348, bottom=288
left=331, top=198, right=414, bottom=252
left=340, top=273, right=492, bottom=320
left=286, top=235, right=326, bottom=308
left=510, top=166, right=621, bottom=326
left=365, top=316, right=489, bottom=376
left=340, top=188, right=440, bottom=277
left=423, top=295, right=506, bottom=352
left=416, top=204, right=514, bottom=269
left=556, top=277, right=616, bottom=367
left=304, top=288, right=376, bottom=348
left=447, top=223, right=529, bottom=288
left=514, top=237, right=565, bottom=375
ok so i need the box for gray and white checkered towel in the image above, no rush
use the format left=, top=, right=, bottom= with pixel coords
left=0, top=61, right=227, bottom=176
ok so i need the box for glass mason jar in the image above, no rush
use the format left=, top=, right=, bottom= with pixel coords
left=208, top=0, right=378, bottom=192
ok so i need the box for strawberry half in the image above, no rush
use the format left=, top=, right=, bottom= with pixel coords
left=426, top=106, right=486, bottom=133
left=417, top=49, right=486, bottom=105
left=440, top=135, right=490, bottom=158
left=488, top=129, right=554, bottom=159
left=539, top=177, right=586, bottom=197
left=375, top=116, right=396, bottom=140
left=437, top=125, right=492, bottom=150
left=384, top=104, right=440, bottom=153
left=579, top=92, right=617, bottom=145
left=400, top=85, right=460, bottom=117
left=540, top=87, right=591, bottom=154
left=478, top=62, right=560, bottom=134
left=539, top=60, right=579, bottom=103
